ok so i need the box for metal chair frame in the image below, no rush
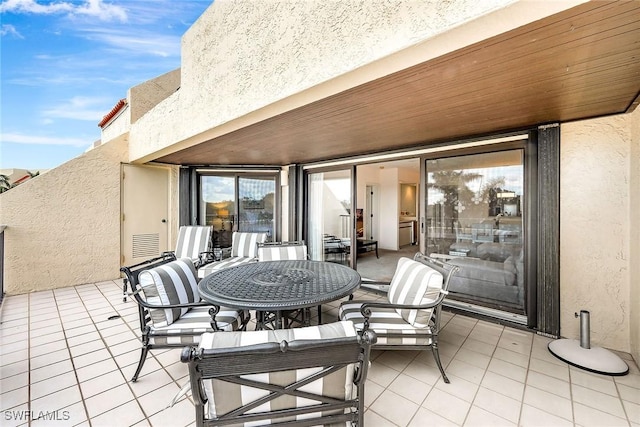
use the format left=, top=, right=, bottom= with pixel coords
left=181, top=330, right=376, bottom=427
left=120, top=254, right=250, bottom=381
left=348, top=253, right=459, bottom=383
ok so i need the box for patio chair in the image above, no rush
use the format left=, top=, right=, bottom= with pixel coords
left=197, top=231, right=268, bottom=279
left=123, top=225, right=213, bottom=302
left=170, top=225, right=214, bottom=265
left=257, top=240, right=308, bottom=261
left=339, top=253, right=458, bottom=383
left=256, top=241, right=314, bottom=328
left=324, top=234, right=347, bottom=263
left=180, top=320, right=376, bottom=427
left=120, top=255, right=250, bottom=382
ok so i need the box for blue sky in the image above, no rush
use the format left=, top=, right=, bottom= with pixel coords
left=0, top=0, right=212, bottom=171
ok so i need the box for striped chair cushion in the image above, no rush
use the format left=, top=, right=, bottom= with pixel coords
left=138, top=258, right=200, bottom=327
left=231, top=232, right=268, bottom=257
left=257, top=244, right=308, bottom=261
left=198, top=321, right=357, bottom=422
left=149, top=306, right=248, bottom=345
left=175, top=226, right=212, bottom=261
left=197, top=256, right=258, bottom=279
left=387, top=257, right=443, bottom=327
left=339, top=302, right=433, bottom=345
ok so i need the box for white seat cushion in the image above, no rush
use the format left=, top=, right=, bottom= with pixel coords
left=257, top=244, right=307, bottom=261
left=148, top=306, right=248, bottom=346
left=231, top=232, right=268, bottom=257
left=388, top=257, right=443, bottom=327
left=175, top=226, right=212, bottom=262
left=339, top=302, right=433, bottom=346
left=138, top=258, right=200, bottom=327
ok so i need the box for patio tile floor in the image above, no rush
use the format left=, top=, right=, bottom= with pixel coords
left=1, top=279, right=638, bottom=426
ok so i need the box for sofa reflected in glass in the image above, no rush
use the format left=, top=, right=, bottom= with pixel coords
left=446, top=221, right=524, bottom=313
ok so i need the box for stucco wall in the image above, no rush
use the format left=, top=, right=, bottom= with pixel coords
left=129, top=0, right=523, bottom=162
left=560, top=109, right=638, bottom=356
left=630, top=107, right=640, bottom=364
left=100, top=104, right=130, bottom=144
left=129, top=68, right=181, bottom=124
left=101, top=69, right=181, bottom=146
left=0, top=138, right=128, bottom=294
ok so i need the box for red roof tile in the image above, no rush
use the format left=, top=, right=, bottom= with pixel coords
left=98, top=98, right=127, bottom=128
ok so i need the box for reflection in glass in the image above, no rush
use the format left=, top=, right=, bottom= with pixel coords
left=201, top=176, right=235, bottom=248
left=308, top=170, right=352, bottom=263
left=426, top=150, right=525, bottom=314
left=238, top=177, right=275, bottom=237
left=200, top=175, right=276, bottom=248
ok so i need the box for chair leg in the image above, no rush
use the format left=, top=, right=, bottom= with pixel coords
left=122, top=279, right=128, bottom=303
left=431, top=342, right=450, bottom=384
left=317, top=305, right=322, bottom=324
left=255, top=311, right=265, bottom=330
left=131, top=346, right=149, bottom=382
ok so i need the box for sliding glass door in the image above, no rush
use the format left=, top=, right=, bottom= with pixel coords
left=199, top=173, right=277, bottom=247
left=306, top=169, right=353, bottom=263
left=238, top=177, right=276, bottom=233
left=425, top=149, right=526, bottom=316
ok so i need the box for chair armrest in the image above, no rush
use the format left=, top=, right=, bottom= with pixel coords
left=197, top=247, right=232, bottom=266
left=197, top=251, right=216, bottom=266
left=121, top=253, right=177, bottom=274
left=359, top=290, right=449, bottom=314
left=131, top=294, right=215, bottom=311
left=360, top=279, right=390, bottom=286
left=359, top=279, right=391, bottom=295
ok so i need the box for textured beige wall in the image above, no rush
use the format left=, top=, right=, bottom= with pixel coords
left=561, top=109, right=638, bottom=355
left=101, top=69, right=181, bottom=145
left=0, top=138, right=128, bottom=294
left=630, top=107, right=640, bottom=364
left=130, top=0, right=551, bottom=162
left=179, top=0, right=513, bottom=132
left=100, top=105, right=130, bottom=143
left=129, top=68, right=181, bottom=124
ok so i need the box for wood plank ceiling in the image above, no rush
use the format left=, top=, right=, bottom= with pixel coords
left=156, top=1, right=640, bottom=166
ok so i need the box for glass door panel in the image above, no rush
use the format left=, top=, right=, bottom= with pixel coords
left=200, top=175, right=235, bottom=248
left=426, top=150, right=525, bottom=314
left=307, top=170, right=352, bottom=263
left=238, top=177, right=275, bottom=238
left=199, top=174, right=277, bottom=248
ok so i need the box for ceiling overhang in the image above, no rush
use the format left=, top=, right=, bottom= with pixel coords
left=156, top=1, right=640, bottom=166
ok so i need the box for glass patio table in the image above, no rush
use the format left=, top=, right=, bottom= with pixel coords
left=199, top=259, right=361, bottom=329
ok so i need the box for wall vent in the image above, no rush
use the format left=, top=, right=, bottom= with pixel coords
left=132, top=234, right=160, bottom=259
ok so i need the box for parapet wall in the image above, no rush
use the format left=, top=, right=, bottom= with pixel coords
left=0, top=138, right=128, bottom=294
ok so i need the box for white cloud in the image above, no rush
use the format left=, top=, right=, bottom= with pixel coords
left=79, top=27, right=180, bottom=58
left=42, top=96, right=112, bottom=121
left=0, top=0, right=74, bottom=14
left=1, top=23, right=24, bottom=38
left=0, top=0, right=127, bottom=22
left=1, top=132, right=91, bottom=147
left=74, top=0, right=127, bottom=22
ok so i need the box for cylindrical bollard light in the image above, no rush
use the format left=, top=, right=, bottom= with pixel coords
left=579, top=310, right=590, bottom=349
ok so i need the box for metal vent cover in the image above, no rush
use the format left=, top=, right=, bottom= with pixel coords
left=132, top=233, right=160, bottom=259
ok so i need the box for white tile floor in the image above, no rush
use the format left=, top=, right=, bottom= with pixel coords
left=1, top=280, right=639, bottom=427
